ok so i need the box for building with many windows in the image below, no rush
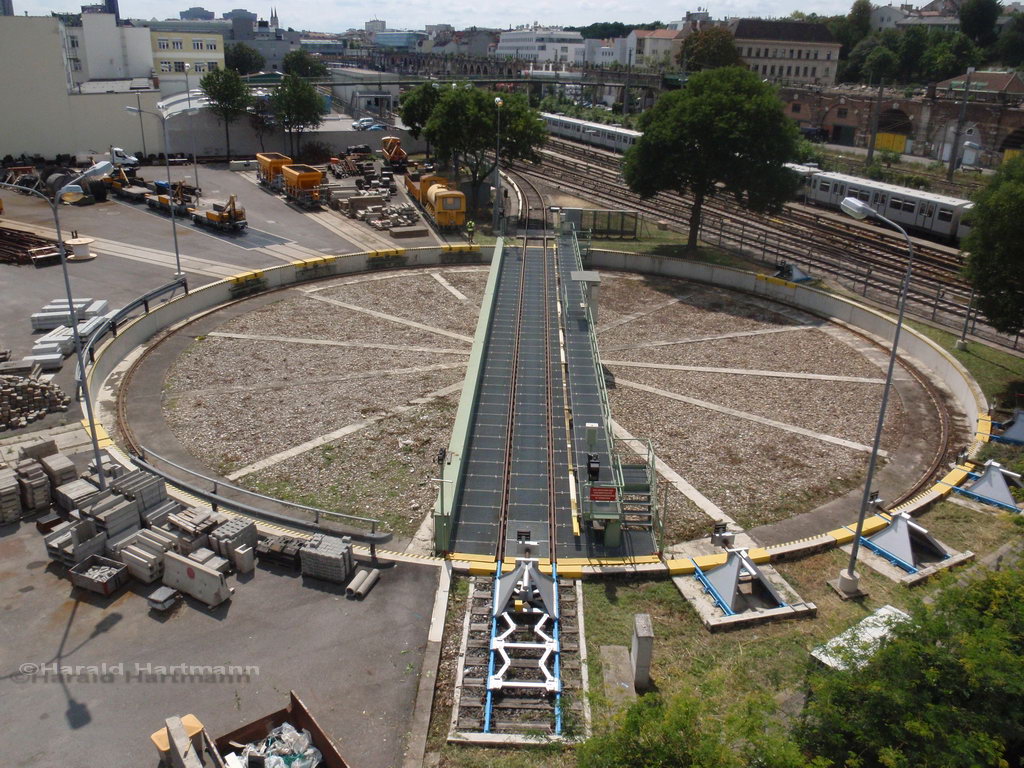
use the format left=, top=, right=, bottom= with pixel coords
left=732, top=19, right=840, bottom=87
left=150, top=27, right=224, bottom=88
left=493, top=27, right=585, bottom=63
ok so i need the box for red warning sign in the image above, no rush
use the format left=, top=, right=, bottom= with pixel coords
left=589, top=486, right=618, bottom=502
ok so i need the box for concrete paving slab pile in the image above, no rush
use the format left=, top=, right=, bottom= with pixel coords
left=0, top=464, right=20, bottom=521
left=300, top=533, right=355, bottom=584
left=16, top=458, right=50, bottom=512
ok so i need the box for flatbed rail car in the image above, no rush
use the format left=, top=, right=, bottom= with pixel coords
left=405, top=172, right=466, bottom=230
left=256, top=152, right=291, bottom=191
left=281, top=164, right=325, bottom=210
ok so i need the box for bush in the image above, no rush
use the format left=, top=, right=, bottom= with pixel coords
left=298, top=140, right=333, bottom=164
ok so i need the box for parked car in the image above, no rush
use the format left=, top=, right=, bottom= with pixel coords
left=351, top=117, right=375, bottom=130
left=367, top=124, right=388, bottom=131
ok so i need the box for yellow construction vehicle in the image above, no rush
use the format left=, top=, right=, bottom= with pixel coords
left=191, top=194, right=247, bottom=232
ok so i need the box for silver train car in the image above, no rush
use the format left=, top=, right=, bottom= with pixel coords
left=798, top=170, right=973, bottom=242
left=541, top=113, right=641, bottom=152
left=541, top=111, right=974, bottom=243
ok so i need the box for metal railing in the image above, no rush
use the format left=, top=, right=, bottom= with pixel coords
left=135, top=445, right=389, bottom=545
left=75, top=276, right=188, bottom=398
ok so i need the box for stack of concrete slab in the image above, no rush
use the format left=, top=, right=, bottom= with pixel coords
left=210, top=518, right=258, bottom=560
left=33, top=327, right=76, bottom=356
left=54, top=478, right=99, bottom=513
left=84, top=454, right=123, bottom=487
left=188, top=546, right=231, bottom=574
left=45, top=519, right=107, bottom=567
left=40, top=453, right=77, bottom=489
left=119, top=528, right=176, bottom=583
left=16, top=459, right=51, bottom=513
left=143, top=499, right=184, bottom=527
left=80, top=491, right=141, bottom=538
left=111, top=470, right=168, bottom=514
left=0, top=466, right=21, bottom=522
left=30, top=298, right=108, bottom=332
left=163, top=508, right=220, bottom=554
left=299, top=534, right=354, bottom=584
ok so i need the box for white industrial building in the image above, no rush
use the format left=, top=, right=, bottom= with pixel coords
left=493, top=27, right=585, bottom=63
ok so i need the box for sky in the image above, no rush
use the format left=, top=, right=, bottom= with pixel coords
left=13, top=0, right=858, bottom=34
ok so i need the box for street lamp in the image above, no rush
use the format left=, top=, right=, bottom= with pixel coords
left=0, top=161, right=114, bottom=490
left=125, top=105, right=183, bottom=278
left=833, top=196, right=915, bottom=598
left=183, top=64, right=200, bottom=195
left=492, top=96, right=503, bottom=234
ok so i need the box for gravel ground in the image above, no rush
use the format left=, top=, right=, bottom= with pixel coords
left=242, top=391, right=460, bottom=538
left=311, top=270, right=484, bottom=338
left=607, top=366, right=903, bottom=450
left=216, top=294, right=473, bottom=350
left=609, top=385, right=870, bottom=530
left=161, top=266, right=920, bottom=541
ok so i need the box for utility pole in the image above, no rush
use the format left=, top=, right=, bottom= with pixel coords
left=622, top=49, right=632, bottom=117
left=865, top=78, right=884, bottom=166
left=947, top=66, right=975, bottom=182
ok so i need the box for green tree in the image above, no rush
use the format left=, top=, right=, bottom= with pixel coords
left=864, top=44, right=899, bottom=82
left=996, top=13, right=1024, bottom=65
left=800, top=565, right=1024, bottom=766
left=898, top=25, right=929, bottom=80
left=199, top=67, right=252, bottom=162
left=679, top=26, right=744, bottom=71
left=398, top=83, right=441, bottom=140
left=848, top=0, right=874, bottom=47
left=224, top=42, right=264, bottom=75
left=623, top=67, right=799, bottom=250
left=248, top=97, right=275, bottom=152
left=960, top=0, right=1003, bottom=46
left=270, top=73, right=327, bottom=157
left=282, top=49, right=328, bottom=78
left=424, top=87, right=546, bottom=214
left=964, top=156, right=1024, bottom=333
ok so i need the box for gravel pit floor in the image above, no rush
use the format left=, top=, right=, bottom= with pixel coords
left=159, top=267, right=934, bottom=545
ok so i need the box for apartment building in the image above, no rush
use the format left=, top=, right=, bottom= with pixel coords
left=732, top=19, right=841, bottom=86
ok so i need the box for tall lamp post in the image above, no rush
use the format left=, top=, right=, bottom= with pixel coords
left=0, top=161, right=114, bottom=489
left=492, top=96, right=503, bottom=234
left=125, top=105, right=183, bottom=278
left=833, top=196, right=915, bottom=598
left=183, top=64, right=200, bottom=195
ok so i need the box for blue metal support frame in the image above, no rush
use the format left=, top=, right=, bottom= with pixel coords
left=483, top=561, right=502, bottom=733
left=952, top=485, right=1022, bottom=512
left=693, top=564, right=736, bottom=617
left=856, top=535, right=918, bottom=574
left=552, top=562, right=562, bottom=736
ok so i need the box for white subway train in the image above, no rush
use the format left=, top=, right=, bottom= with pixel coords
left=542, top=112, right=973, bottom=242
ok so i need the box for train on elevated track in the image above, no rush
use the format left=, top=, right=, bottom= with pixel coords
left=540, top=112, right=974, bottom=243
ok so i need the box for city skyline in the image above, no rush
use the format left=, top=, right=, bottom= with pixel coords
left=13, top=0, right=858, bottom=34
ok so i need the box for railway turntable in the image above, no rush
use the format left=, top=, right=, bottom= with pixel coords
left=434, top=225, right=661, bottom=564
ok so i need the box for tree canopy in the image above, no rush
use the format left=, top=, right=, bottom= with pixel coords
left=423, top=86, right=546, bottom=214
left=960, top=0, right=1003, bottom=46
left=678, top=27, right=743, bottom=71
left=623, top=66, right=799, bottom=250
left=398, top=83, right=442, bottom=140
left=224, top=42, right=264, bottom=75
left=567, top=21, right=665, bottom=40
left=800, top=564, right=1024, bottom=767
left=996, top=12, right=1024, bottom=65
left=200, top=68, right=252, bottom=162
left=270, top=73, right=327, bottom=157
left=964, top=155, right=1024, bottom=334
left=282, top=49, right=328, bottom=79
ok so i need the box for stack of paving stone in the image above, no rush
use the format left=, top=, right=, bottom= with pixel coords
left=16, top=459, right=51, bottom=513
left=0, top=465, right=22, bottom=522
left=210, top=517, right=258, bottom=560
left=0, top=375, right=70, bottom=430
left=188, top=546, right=231, bottom=574
left=299, top=534, right=354, bottom=584
left=45, top=519, right=107, bottom=567
left=256, top=533, right=304, bottom=568
left=54, top=478, right=100, bottom=513
left=40, top=453, right=77, bottom=489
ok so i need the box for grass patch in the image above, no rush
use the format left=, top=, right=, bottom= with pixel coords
left=918, top=499, right=1023, bottom=554
left=904, top=319, right=1024, bottom=407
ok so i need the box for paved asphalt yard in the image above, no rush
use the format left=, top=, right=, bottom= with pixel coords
left=0, top=164, right=447, bottom=767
